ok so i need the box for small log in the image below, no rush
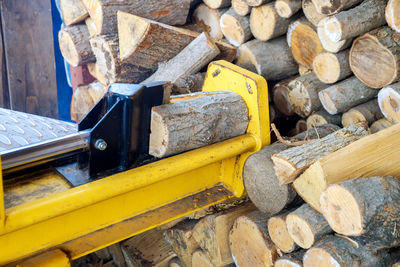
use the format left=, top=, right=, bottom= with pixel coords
left=302, top=0, right=327, bottom=27
left=250, top=3, right=299, bottom=41
left=272, top=76, right=298, bottom=116
left=164, top=220, right=199, bottom=267
left=317, top=24, right=352, bottom=53
left=232, top=0, right=251, bottom=16
left=229, top=211, right=279, bottom=267
left=117, top=12, right=236, bottom=71
left=149, top=91, right=249, bottom=158
left=350, top=27, right=400, bottom=89
left=193, top=4, right=227, bottom=41
left=60, top=0, right=88, bottom=26
left=143, top=33, right=220, bottom=84
left=298, top=64, right=312, bottom=76
left=341, top=99, right=384, bottom=127
left=267, top=209, right=299, bottom=253
left=295, top=119, right=307, bottom=133
left=274, top=0, right=302, bottom=18
left=306, top=110, right=341, bottom=128
left=171, top=73, right=205, bottom=95
left=59, top=24, right=95, bottom=67
left=319, top=76, right=378, bottom=115
left=288, top=73, right=329, bottom=117
left=320, top=177, right=400, bottom=249
left=236, top=37, right=298, bottom=80
left=85, top=17, right=98, bottom=37
left=220, top=8, right=252, bottom=46
left=191, top=250, right=214, bottom=267
left=245, top=0, right=272, bottom=6
left=271, top=125, right=368, bottom=184
left=312, top=50, right=352, bottom=84
left=303, top=236, right=392, bottom=267
left=274, top=250, right=305, bottom=267
left=293, top=123, right=400, bottom=212
left=311, top=0, right=363, bottom=15
left=192, top=204, right=256, bottom=267
left=287, top=19, right=323, bottom=68
left=90, top=34, right=153, bottom=84
left=70, top=82, right=107, bottom=122
left=286, top=204, right=332, bottom=249
left=386, top=0, right=400, bottom=33
left=320, top=0, right=387, bottom=43
left=378, top=82, right=400, bottom=123
left=202, top=0, right=231, bottom=9
left=370, top=119, right=394, bottom=133
left=169, top=257, right=185, bottom=267
left=81, top=0, right=191, bottom=35
left=87, top=62, right=108, bottom=85
left=243, top=124, right=340, bottom=215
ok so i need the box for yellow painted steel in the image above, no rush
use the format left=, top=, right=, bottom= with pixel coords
left=0, top=61, right=270, bottom=265
left=16, top=250, right=70, bottom=267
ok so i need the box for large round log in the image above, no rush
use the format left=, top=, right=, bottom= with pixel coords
left=236, top=38, right=298, bottom=81
left=60, top=0, right=88, bottom=26
left=287, top=19, right=323, bottom=68
left=220, top=8, right=252, bottom=46
left=193, top=4, right=227, bottom=41
left=59, top=24, right=95, bottom=67
left=319, top=76, right=378, bottom=115
left=317, top=23, right=352, bottom=53
left=320, top=177, right=400, bottom=249
left=272, top=76, right=298, bottom=116
left=341, top=99, right=384, bottom=127
left=350, top=27, right=400, bottom=89
left=378, top=82, right=400, bottom=123
left=312, top=50, right=352, bottom=84
left=386, top=0, right=400, bottom=33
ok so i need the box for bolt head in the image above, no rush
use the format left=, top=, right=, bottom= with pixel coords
left=95, top=139, right=107, bottom=151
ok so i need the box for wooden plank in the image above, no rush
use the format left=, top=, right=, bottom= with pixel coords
left=1, top=0, right=58, bottom=118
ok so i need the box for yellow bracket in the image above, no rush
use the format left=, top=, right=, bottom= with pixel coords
left=0, top=61, right=269, bottom=265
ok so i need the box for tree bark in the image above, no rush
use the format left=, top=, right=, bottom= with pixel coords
left=90, top=34, right=153, bottom=84
left=274, top=250, right=305, bottom=267
left=236, top=37, right=298, bottom=80
left=59, top=24, right=95, bottom=67
left=350, top=27, right=400, bottom=89
left=164, top=220, right=199, bottom=267
left=341, top=99, right=384, bottom=127
left=303, top=235, right=393, bottom=267
left=320, top=177, right=400, bottom=249
left=317, top=23, right=353, bottom=53
left=312, top=50, right=352, bottom=84
left=287, top=18, right=323, bottom=68
left=306, top=110, right=342, bottom=128
left=250, top=3, right=300, bottom=41
left=274, top=0, right=302, bottom=18
left=143, top=33, right=220, bottom=84
left=271, top=125, right=368, bottom=184
left=288, top=73, right=329, bottom=117
left=302, top=0, right=327, bottom=27
left=203, top=0, right=231, bottom=9
left=220, top=8, right=252, bottom=46
left=245, top=0, right=273, bottom=6
left=171, top=73, right=205, bottom=95
left=60, top=0, right=88, bottom=26
left=193, top=4, right=228, bottom=41
left=192, top=204, right=256, bottom=267
left=81, top=0, right=191, bottom=35
left=286, top=204, right=332, bottom=249
left=117, top=12, right=236, bottom=71
left=70, top=82, right=107, bottom=121
left=267, top=209, right=299, bottom=253
left=293, top=123, right=400, bottom=212
left=319, top=76, right=378, bottom=115
left=149, top=91, right=249, bottom=158
left=272, top=76, right=298, bottom=116
left=232, top=0, right=252, bottom=16
left=311, top=0, right=363, bottom=15
left=370, top=119, right=394, bottom=133
left=243, top=124, right=340, bottom=215
left=229, top=210, right=279, bottom=267
left=378, top=82, right=400, bottom=123
left=386, top=0, right=400, bottom=33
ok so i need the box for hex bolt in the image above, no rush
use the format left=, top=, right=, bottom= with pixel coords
left=94, top=139, right=107, bottom=151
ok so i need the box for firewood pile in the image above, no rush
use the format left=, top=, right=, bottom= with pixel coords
left=59, top=0, right=400, bottom=266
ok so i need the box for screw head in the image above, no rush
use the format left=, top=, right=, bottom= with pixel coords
left=94, top=139, right=107, bottom=151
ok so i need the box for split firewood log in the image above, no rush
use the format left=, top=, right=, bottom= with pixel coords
left=60, top=0, right=88, bottom=26
left=312, top=50, right=352, bottom=84
left=271, top=125, right=368, bottom=184
left=378, top=82, right=400, bottom=123
left=319, top=76, right=378, bottom=115
left=350, top=27, right=400, bottom=89
left=341, top=99, right=383, bottom=127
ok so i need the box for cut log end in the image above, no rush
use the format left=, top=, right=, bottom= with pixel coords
left=350, top=32, right=399, bottom=89
left=378, top=83, right=400, bottom=123
left=317, top=24, right=351, bottom=53
left=59, top=30, right=80, bottom=67
left=322, top=16, right=342, bottom=43
left=313, top=52, right=341, bottom=84
left=274, top=0, right=301, bottom=18
left=203, top=0, right=231, bottom=9
left=286, top=214, right=315, bottom=249
left=232, top=0, right=252, bottom=16
left=268, top=216, right=297, bottom=253
left=250, top=4, right=276, bottom=41
left=386, top=0, right=400, bottom=33
left=220, top=10, right=251, bottom=46
left=303, top=247, right=341, bottom=267
left=193, top=4, right=225, bottom=41
left=319, top=90, right=338, bottom=114
left=319, top=184, right=363, bottom=236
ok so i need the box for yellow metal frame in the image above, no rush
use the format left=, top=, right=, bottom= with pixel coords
left=0, top=61, right=269, bottom=265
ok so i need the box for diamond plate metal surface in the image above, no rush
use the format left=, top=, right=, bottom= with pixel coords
left=0, top=108, right=77, bottom=152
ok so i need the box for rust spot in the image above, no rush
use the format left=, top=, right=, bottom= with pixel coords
left=151, top=10, right=171, bottom=18
left=136, top=42, right=153, bottom=51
